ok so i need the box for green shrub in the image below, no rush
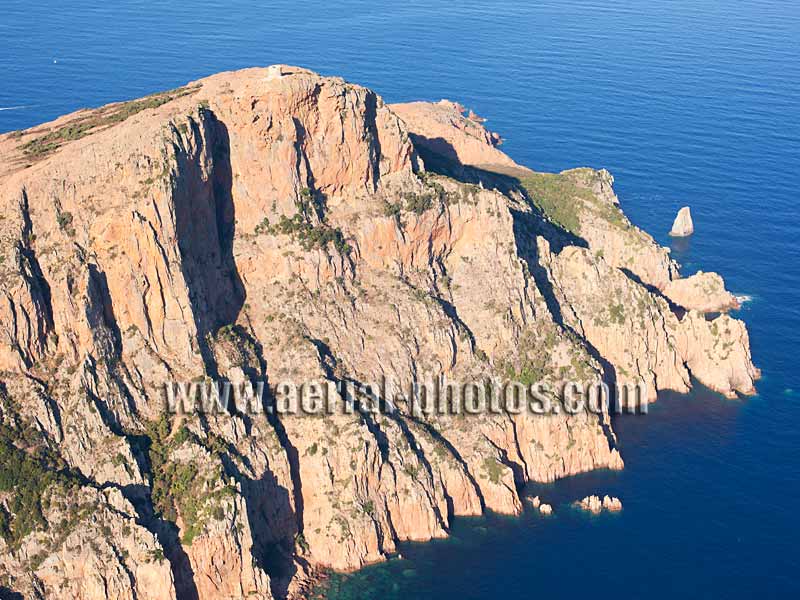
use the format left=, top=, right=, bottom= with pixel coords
left=266, top=212, right=351, bottom=254
left=609, top=303, right=626, bottom=325
left=148, top=548, right=165, bottom=562
left=482, top=456, right=504, bottom=484
left=404, top=191, right=433, bottom=214
left=382, top=200, right=402, bottom=219
left=57, top=211, right=74, bottom=235
left=254, top=217, right=271, bottom=235
left=298, top=187, right=321, bottom=216
left=0, top=424, right=73, bottom=547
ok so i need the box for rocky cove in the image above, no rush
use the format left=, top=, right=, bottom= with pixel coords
left=0, top=66, right=759, bottom=600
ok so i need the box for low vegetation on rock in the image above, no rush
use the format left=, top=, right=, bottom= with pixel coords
left=19, top=86, right=198, bottom=158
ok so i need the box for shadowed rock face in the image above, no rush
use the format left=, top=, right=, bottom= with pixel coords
left=0, top=66, right=757, bottom=599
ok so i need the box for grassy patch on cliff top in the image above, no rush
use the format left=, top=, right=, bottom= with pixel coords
left=19, top=85, right=199, bottom=158
left=517, top=168, right=632, bottom=237
left=403, top=138, right=632, bottom=238
left=518, top=171, right=590, bottom=236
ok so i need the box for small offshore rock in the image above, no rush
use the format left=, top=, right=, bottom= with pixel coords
left=527, top=496, right=541, bottom=509
left=575, top=494, right=622, bottom=513
left=669, top=206, right=694, bottom=237
left=576, top=495, right=603, bottom=514
left=539, top=503, right=553, bottom=515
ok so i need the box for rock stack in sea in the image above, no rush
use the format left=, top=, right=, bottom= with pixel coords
left=577, top=495, right=603, bottom=514
left=670, top=206, right=694, bottom=236
left=575, top=495, right=623, bottom=513
left=526, top=496, right=553, bottom=515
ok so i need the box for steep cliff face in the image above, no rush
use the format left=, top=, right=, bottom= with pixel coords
left=0, top=66, right=757, bottom=599
left=536, top=240, right=759, bottom=401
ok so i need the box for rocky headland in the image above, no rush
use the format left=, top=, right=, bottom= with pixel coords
left=0, top=66, right=758, bottom=599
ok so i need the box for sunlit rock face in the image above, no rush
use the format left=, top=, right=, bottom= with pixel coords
left=669, top=206, right=694, bottom=237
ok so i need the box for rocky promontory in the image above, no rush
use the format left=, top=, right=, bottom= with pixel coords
left=0, top=66, right=758, bottom=599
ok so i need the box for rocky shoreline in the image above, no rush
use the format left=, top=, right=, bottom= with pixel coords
left=0, top=66, right=758, bottom=599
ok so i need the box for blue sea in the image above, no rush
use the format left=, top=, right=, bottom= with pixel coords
left=2, top=1, right=799, bottom=597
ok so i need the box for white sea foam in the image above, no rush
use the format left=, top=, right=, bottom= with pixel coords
left=0, top=106, right=29, bottom=112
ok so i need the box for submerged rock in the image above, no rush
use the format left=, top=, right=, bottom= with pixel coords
left=670, top=206, right=694, bottom=237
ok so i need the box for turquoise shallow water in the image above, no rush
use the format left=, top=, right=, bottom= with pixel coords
left=2, top=1, right=799, bottom=597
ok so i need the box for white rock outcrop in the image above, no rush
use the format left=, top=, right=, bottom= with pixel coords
left=575, top=495, right=622, bottom=513
left=576, top=495, right=603, bottom=514
left=669, top=206, right=694, bottom=237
